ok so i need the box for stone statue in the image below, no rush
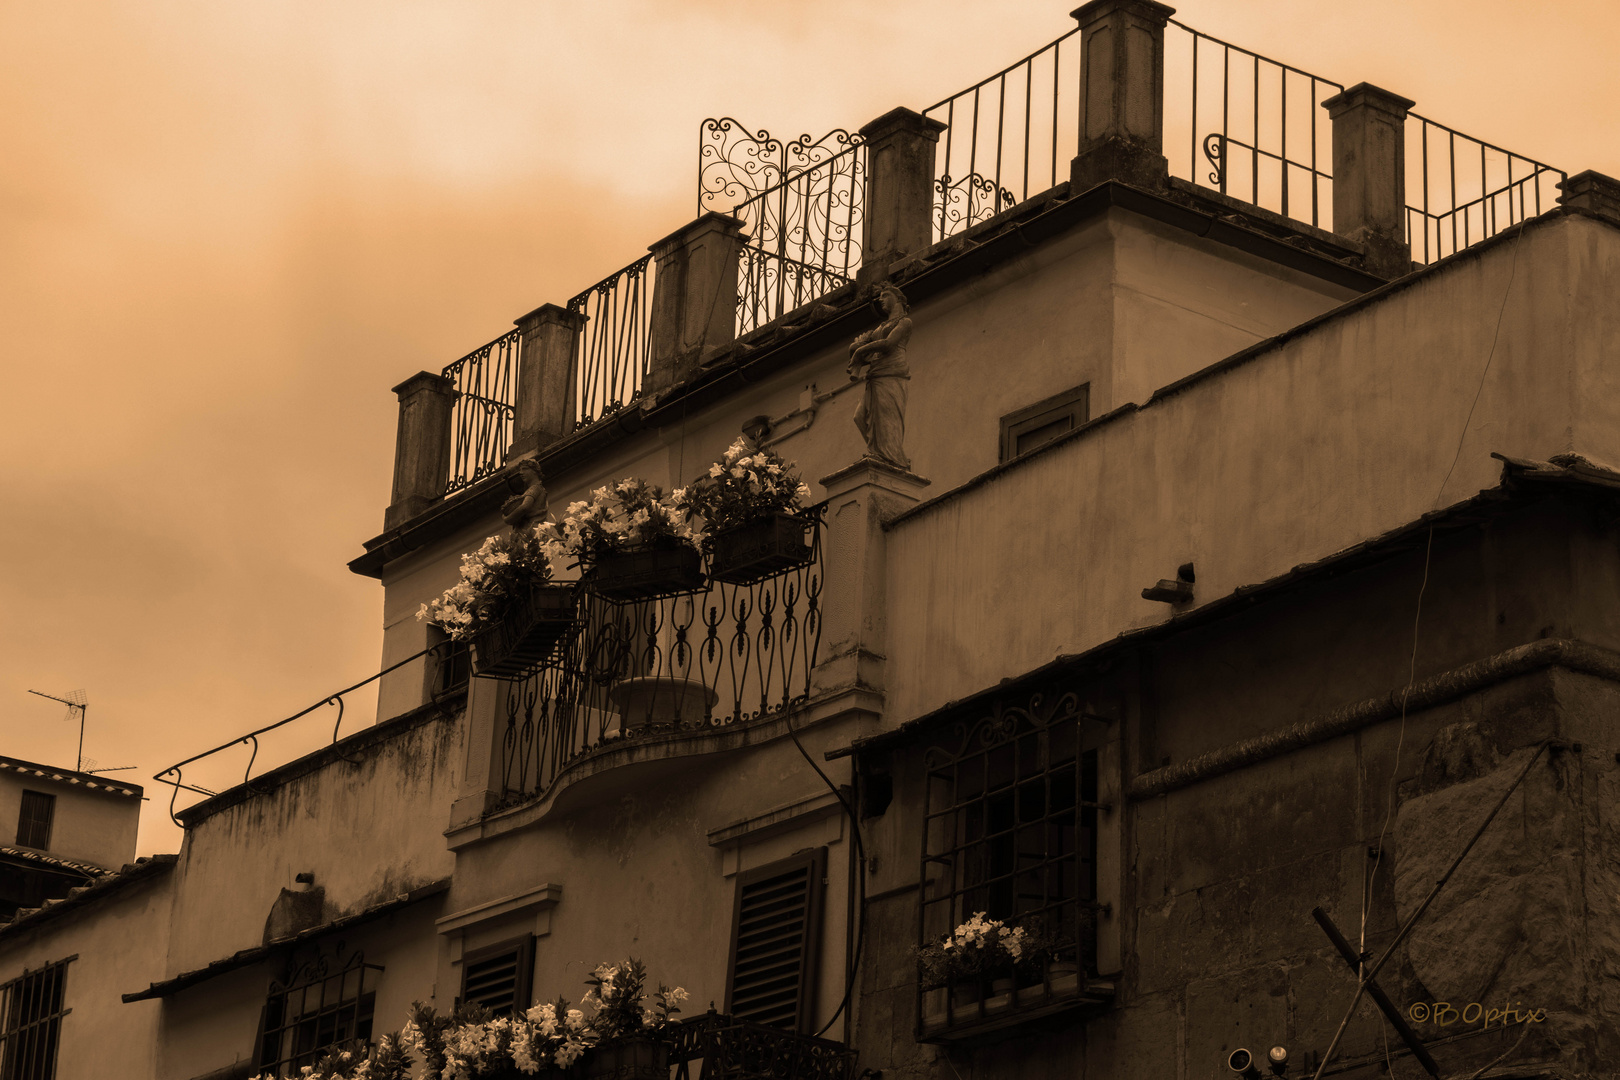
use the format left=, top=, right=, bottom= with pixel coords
left=847, top=284, right=913, bottom=470
left=501, top=458, right=550, bottom=531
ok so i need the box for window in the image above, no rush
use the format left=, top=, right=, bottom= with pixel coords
left=998, top=384, right=1090, bottom=463
left=725, top=849, right=825, bottom=1032
left=0, top=956, right=72, bottom=1080
left=429, top=628, right=470, bottom=698
left=14, top=794, right=53, bottom=852
left=460, top=936, right=534, bottom=1015
left=255, top=954, right=381, bottom=1077
left=918, top=684, right=1104, bottom=1034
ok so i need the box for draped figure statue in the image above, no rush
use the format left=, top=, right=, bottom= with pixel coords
left=848, top=284, right=914, bottom=470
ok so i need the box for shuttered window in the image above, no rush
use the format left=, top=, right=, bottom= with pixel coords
left=14, top=793, right=53, bottom=851
left=725, top=849, right=825, bottom=1032
left=460, top=936, right=535, bottom=1016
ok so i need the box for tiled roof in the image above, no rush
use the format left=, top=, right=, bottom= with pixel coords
left=0, top=755, right=142, bottom=798
left=0, top=845, right=111, bottom=878
left=0, top=855, right=177, bottom=938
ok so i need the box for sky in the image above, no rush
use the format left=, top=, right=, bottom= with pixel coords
left=3, top=0, right=1617, bottom=857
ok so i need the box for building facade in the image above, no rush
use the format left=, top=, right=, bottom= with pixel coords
left=5, top=2, right=1620, bottom=1078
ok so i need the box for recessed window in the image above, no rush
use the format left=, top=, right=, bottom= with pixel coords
left=0, top=956, right=72, bottom=1080
left=15, top=792, right=54, bottom=851
left=999, top=384, right=1090, bottom=463
left=429, top=627, right=471, bottom=698
left=460, top=936, right=535, bottom=1016
left=725, top=848, right=825, bottom=1033
left=256, top=954, right=381, bottom=1076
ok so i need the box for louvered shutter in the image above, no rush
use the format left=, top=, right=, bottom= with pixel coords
left=460, top=935, right=535, bottom=1015
left=725, top=848, right=825, bottom=1032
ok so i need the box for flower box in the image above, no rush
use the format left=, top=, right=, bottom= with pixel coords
left=588, top=545, right=706, bottom=602
left=608, top=675, right=718, bottom=732
left=471, top=584, right=579, bottom=679
left=581, top=1037, right=668, bottom=1080
left=707, top=513, right=813, bottom=584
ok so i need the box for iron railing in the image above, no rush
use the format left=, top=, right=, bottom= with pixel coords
left=441, top=329, right=520, bottom=497
left=698, top=119, right=863, bottom=217
left=669, top=1010, right=859, bottom=1080
left=924, top=28, right=1083, bottom=242
left=1404, top=113, right=1564, bottom=265
left=1165, top=20, right=1342, bottom=231
left=567, top=254, right=655, bottom=430
left=498, top=512, right=824, bottom=801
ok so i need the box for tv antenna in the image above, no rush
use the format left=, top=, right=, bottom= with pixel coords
left=26, top=689, right=89, bottom=772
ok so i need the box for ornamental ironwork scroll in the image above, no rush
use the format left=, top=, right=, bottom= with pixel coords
left=698, top=118, right=863, bottom=215
left=669, top=1010, right=859, bottom=1080
left=933, top=172, right=1018, bottom=237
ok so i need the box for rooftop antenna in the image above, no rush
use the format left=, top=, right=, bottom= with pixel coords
left=26, top=689, right=89, bottom=772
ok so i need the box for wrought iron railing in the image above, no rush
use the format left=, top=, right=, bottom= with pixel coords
left=1404, top=113, right=1564, bottom=265
left=567, top=254, right=655, bottom=430
left=498, top=512, right=823, bottom=801
left=924, top=28, right=1083, bottom=242
left=1164, top=20, right=1342, bottom=231
left=669, top=1010, right=859, bottom=1080
left=699, top=119, right=863, bottom=217
left=442, top=329, right=521, bottom=496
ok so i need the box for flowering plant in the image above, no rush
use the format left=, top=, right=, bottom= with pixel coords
left=556, top=479, right=698, bottom=563
left=674, top=439, right=813, bottom=550
left=246, top=1033, right=412, bottom=1080
left=416, top=524, right=566, bottom=642
left=916, top=913, right=1049, bottom=988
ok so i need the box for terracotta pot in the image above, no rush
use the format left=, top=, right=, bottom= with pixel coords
left=471, top=584, right=578, bottom=679
left=589, top=545, right=706, bottom=601
left=707, top=513, right=813, bottom=585
left=608, top=675, right=719, bottom=732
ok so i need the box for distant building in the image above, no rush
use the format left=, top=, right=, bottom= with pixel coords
left=0, top=755, right=141, bottom=919
left=5, top=2, right=1620, bottom=1079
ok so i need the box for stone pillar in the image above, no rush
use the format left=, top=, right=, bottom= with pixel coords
left=645, top=212, right=746, bottom=395
left=447, top=676, right=510, bottom=832
left=385, top=371, right=457, bottom=531
left=811, top=458, right=932, bottom=699
left=1070, top=0, right=1176, bottom=192
left=857, top=107, right=947, bottom=284
left=1322, top=82, right=1415, bottom=279
left=1559, top=171, right=1620, bottom=224
left=510, top=303, right=583, bottom=457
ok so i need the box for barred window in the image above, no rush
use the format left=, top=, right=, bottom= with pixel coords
left=918, top=687, right=1106, bottom=1036
left=14, top=794, right=53, bottom=852
left=460, top=936, right=534, bottom=1015
left=255, top=955, right=381, bottom=1077
left=0, top=956, right=72, bottom=1080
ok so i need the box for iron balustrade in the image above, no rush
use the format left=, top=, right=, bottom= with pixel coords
left=1165, top=20, right=1341, bottom=231
left=567, top=254, right=655, bottom=430
left=497, top=512, right=823, bottom=802
left=441, top=329, right=520, bottom=497
left=1405, top=113, right=1564, bottom=265
left=698, top=119, right=863, bottom=218
left=924, top=28, right=1083, bottom=243
left=668, top=1009, right=859, bottom=1080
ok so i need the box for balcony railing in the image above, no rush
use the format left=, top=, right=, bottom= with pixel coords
left=568, top=254, right=656, bottom=430
left=1405, top=112, right=1564, bottom=265
left=498, top=512, right=824, bottom=803
left=669, top=1010, right=859, bottom=1080
left=442, top=328, right=521, bottom=496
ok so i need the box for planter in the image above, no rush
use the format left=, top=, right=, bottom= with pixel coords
left=588, top=545, right=707, bottom=601
left=608, top=675, right=719, bottom=732
left=707, top=513, right=813, bottom=585
left=471, top=584, right=579, bottom=679
left=950, top=982, right=982, bottom=1009
left=990, top=977, right=1016, bottom=997
left=582, top=1037, right=669, bottom=1080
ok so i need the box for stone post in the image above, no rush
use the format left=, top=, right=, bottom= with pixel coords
left=811, top=459, right=932, bottom=701
left=857, top=107, right=947, bottom=284
left=645, top=212, right=746, bottom=395
left=1558, top=171, right=1620, bottom=224
left=1070, top=0, right=1176, bottom=192
left=385, top=371, right=457, bottom=531
left=447, top=676, right=510, bottom=832
left=510, top=303, right=583, bottom=457
left=1322, top=82, right=1415, bottom=279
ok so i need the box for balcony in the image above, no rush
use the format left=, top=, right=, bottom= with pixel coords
left=669, top=1010, right=858, bottom=1080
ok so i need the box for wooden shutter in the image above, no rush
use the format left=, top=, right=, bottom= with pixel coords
left=725, top=848, right=825, bottom=1032
left=15, top=792, right=54, bottom=851
left=460, top=936, right=535, bottom=1016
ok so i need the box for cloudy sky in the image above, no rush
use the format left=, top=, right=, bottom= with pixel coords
left=3, top=0, right=1615, bottom=856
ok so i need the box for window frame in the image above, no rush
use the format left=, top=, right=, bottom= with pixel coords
left=14, top=793, right=54, bottom=852
left=724, top=847, right=826, bottom=1034
left=459, top=934, right=535, bottom=1016
left=254, top=952, right=382, bottom=1077
left=998, top=383, right=1090, bottom=463
left=0, top=955, right=74, bottom=1080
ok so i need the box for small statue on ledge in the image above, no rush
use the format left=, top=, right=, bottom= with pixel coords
left=847, top=283, right=914, bottom=471
left=501, top=458, right=550, bottom=532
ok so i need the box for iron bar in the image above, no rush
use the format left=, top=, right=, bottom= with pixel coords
left=567, top=253, right=654, bottom=429
left=441, top=328, right=520, bottom=496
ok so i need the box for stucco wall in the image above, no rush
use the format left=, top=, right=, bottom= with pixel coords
left=883, top=212, right=1620, bottom=725
left=0, top=770, right=140, bottom=870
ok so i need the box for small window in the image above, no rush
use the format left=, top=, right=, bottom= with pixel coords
left=999, top=384, right=1090, bottom=463
left=725, top=848, right=825, bottom=1033
left=428, top=627, right=471, bottom=698
left=256, top=955, right=381, bottom=1077
left=15, top=793, right=53, bottom=851
left=0, top=956, right=72, bottom=1080
left=460, top=936, right=535, bottom=1016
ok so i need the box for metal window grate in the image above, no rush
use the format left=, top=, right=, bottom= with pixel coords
left=726, top=849, right=825, bottom=1032
left=255, top=954, right=382, bottom=1077
left=460, top=936, right=534, bottom=1016
left=0, top=956, right=72, bottom=1080
left=14, top=793, right=53, bottom=852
